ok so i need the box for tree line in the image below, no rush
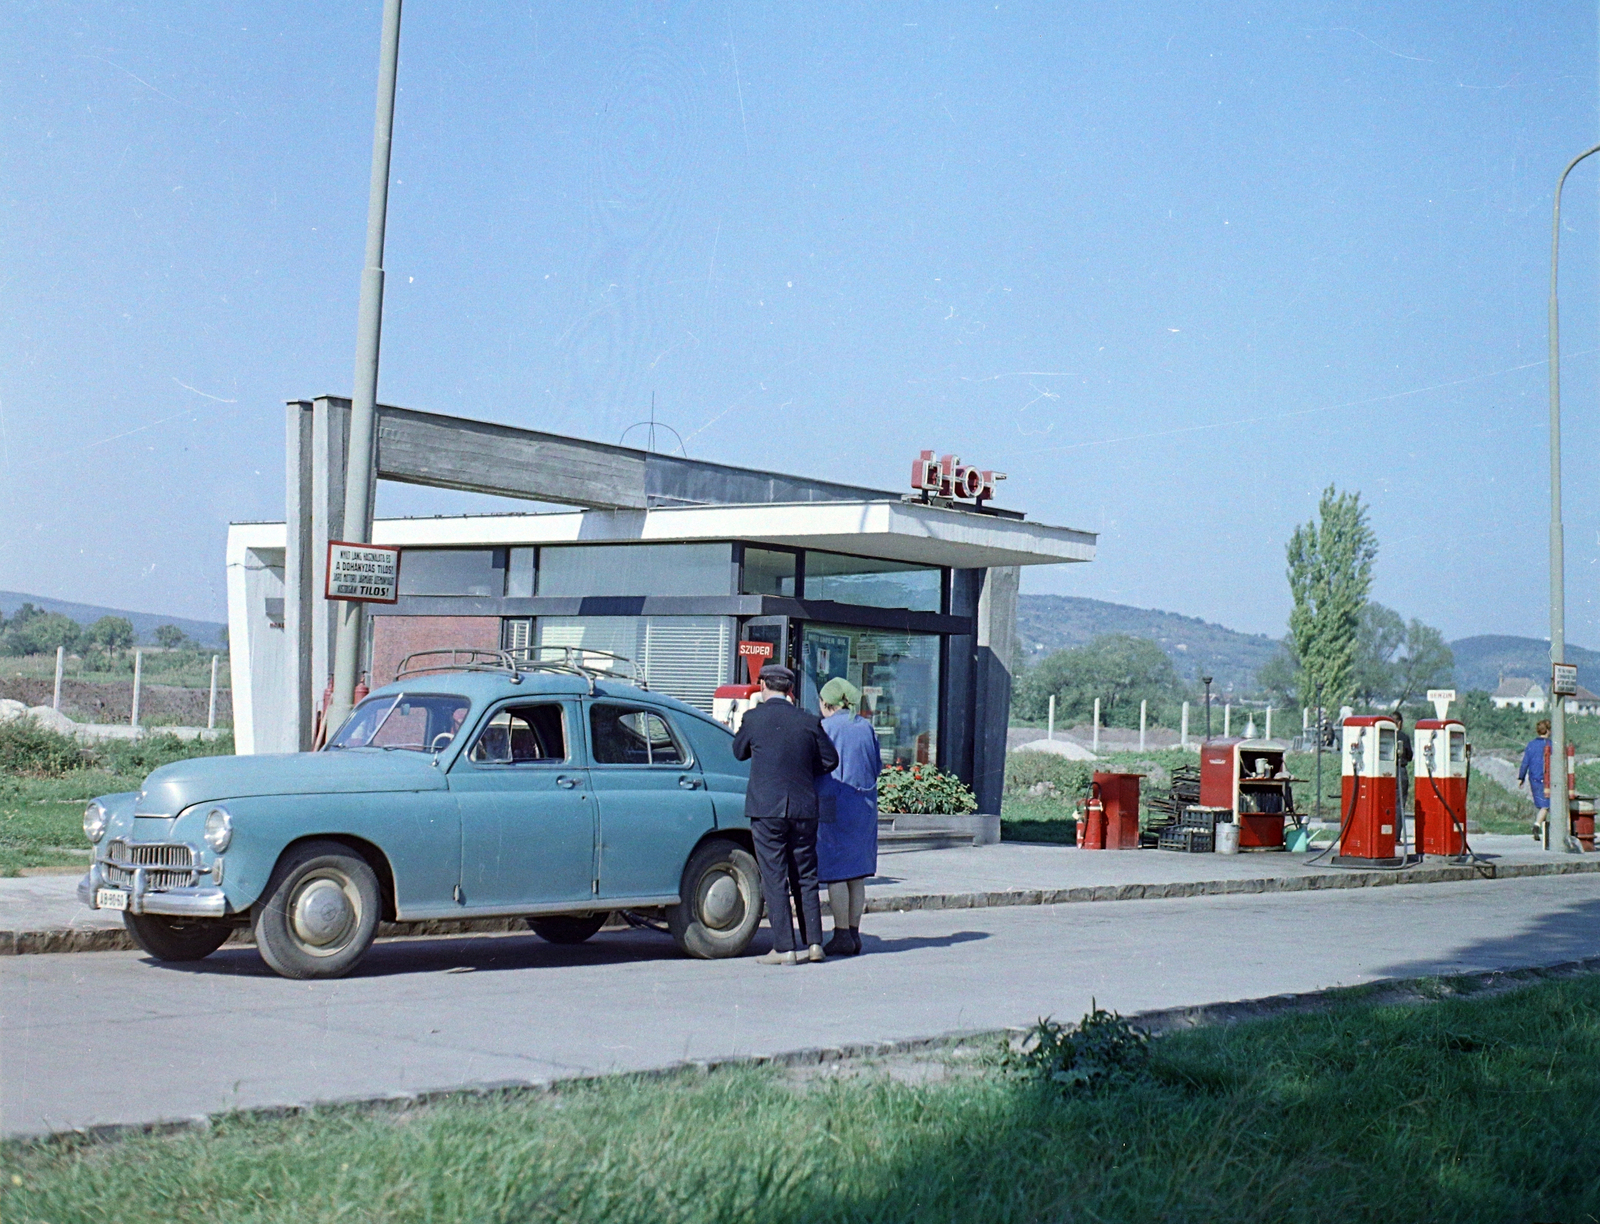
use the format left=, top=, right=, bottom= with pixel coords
left=1014, top=486, right=1453, bottom=727
left=0, top=604, right=208, bottom=658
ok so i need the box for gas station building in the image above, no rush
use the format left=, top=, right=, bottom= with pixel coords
left=226, top=397, right=1095, bottom=812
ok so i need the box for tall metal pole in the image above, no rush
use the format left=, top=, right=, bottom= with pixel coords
left=1546, top=144, right=1600, bottom=853
left=327, top=0, right=404, bottom=736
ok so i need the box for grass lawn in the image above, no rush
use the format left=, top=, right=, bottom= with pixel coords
left=0, top=770, right=127, bottom=874
left=8, top=972, right=1600, bottom=1222
left=0, top=730, right=235, bottom=876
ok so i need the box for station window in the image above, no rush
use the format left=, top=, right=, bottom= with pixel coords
left=741, top=547, right=798, bottom=597
left=799, top=624, right=940, bottom=769
left=397, top=548, right=507, bottom=597
left=536, top=543, right=734, bottom=597
left=802, top=551, right=942, bottom=612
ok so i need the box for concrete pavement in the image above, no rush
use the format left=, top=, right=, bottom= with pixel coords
left=5, top=833, right=1594, bottom=954
left=6, top=872, right=1600, bottom=1138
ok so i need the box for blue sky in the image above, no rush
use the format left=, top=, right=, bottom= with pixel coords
left=2, top=2, right=1598, bottom=645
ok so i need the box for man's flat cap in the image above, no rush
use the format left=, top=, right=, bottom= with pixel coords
left=758, top=663, right=795, bottom=685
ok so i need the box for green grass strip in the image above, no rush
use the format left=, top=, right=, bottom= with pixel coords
left=7, top=972, right=1600, bottom=1222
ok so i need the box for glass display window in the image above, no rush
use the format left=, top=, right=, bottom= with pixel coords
left=802, top=550, right=943, bottom=612
left=799, top=623, right=939, bottom=768
left=397, top=548, right=508, bottom=597
left=741, top=546, right=798, bottom=596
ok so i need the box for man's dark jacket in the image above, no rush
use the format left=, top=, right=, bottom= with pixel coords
left=731, top=696, right=840, bottom=820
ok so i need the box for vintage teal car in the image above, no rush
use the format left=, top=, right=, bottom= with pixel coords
left=77, top=651, right=760, bottom=979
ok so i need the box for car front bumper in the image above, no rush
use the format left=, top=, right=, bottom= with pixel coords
left=78, top=863, right=229, bottom=919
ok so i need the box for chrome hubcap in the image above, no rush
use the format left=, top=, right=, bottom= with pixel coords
left=290, top=875, right=356, bottom=949
left=700, top=870, right=743, bottom=930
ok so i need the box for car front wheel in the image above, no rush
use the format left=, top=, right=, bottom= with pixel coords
left=252, top=841, right=381, bottom=980
left=668, top=839, right=761, bottom=959
left=124, top=913, right=231, bottom=962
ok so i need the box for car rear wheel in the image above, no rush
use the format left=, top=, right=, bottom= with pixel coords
left=668, top=839, right=761, bottom=959
left=252, top=841, right=381, bottom=980
left=526, top=913, right=609, bottom=944
left=123, top=913, right=231, bottom=962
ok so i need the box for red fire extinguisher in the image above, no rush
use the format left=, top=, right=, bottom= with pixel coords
left=1080, top=785, right=1107, bottom=851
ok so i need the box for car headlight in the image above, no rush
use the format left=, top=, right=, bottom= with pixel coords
left=203, top=807, right=233, bottom=853
left=83, top=801, right=107, bottom=844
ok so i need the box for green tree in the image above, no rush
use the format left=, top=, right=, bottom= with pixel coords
left=86, top=616, right=135, bottom=654
left=153, top=624, right=188, bottom=650
left=1015, top=634, right=1187, bottom=727
left=1286, top=486, right=1377, bottom=710
left=1352, top=603, right=1406, bottom=708
left=0, top=608, right=82, bottom=656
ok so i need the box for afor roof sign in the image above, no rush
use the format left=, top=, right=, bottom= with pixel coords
left=325, top=542, right=401, bottom=604
left=911, top=450, right=1006, bottom=505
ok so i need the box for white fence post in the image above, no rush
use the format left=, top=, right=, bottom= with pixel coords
left=1092, top=697, right=1101, bottom=754
left=1139, top=699, right=1147, bottom=752
left=1181, top=701, right=1189, bottom=749
left=206, top=652, right=219, bottom=729
left=1266, top=706, right=1273, bottom=740
left=130, top=650, right=143, bottom=730
left=1223, top=703, right=1231, bottom=737
left=53, top=645, right=64, bottom=711
left=1047, top=694, right=1055, bottom=742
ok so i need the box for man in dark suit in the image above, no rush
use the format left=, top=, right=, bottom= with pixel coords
left=731, top=664, right=840, bottom=964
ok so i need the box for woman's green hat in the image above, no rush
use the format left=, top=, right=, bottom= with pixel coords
left=819, top=677, right=861, bottom=708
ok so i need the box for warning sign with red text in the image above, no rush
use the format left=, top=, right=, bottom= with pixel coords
left=325, top=542, right=401, bottom=603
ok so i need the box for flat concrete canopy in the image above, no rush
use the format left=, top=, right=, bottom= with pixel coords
left=232, top=498, right=1093, bottom=572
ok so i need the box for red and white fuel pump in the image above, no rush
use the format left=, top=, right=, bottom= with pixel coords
left=1336, top=714, right=1403, bottom=866
left=713, top=640, right=776, bottom=731
left=1413, top=718, right=1468, bottom=858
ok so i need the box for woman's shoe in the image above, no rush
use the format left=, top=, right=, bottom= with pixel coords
left=849, top=928, right=863, bottom=955
left=824, top=931, right=855, bottom=957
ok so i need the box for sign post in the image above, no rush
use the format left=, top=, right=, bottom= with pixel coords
left=737, top=639, right=775, bottom=685
left=1426, top=688, right=1457, bottom=721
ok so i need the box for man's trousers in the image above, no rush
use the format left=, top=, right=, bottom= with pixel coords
left=751, top=816, right=822, bottom=953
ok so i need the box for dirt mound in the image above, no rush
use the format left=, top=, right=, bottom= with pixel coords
left=0, top=676, right=232, bottom=726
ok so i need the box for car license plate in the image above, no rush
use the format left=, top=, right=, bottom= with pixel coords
left=96, top=888, right=129, bottom=911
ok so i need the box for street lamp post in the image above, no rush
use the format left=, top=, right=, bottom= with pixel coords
left=1545, top=143, right=1600, bottom=853
left=1202, top=675, right=1213, bottom=742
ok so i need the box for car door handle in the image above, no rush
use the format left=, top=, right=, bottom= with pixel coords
left=556, top=775, right=581, bottom=789
left=678, top=775, right=703, bottom=789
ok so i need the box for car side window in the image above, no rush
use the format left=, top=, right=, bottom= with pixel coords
left=589, top=704, right=689, bottom=767
left=469, top=704, right=568, bottom=764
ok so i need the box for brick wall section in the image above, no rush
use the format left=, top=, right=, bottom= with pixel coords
left=369, top=616, right=502, bottom=686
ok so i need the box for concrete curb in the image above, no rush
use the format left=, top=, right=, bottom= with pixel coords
left=862, top=857, right=1600, bottom=913
left=6, top=857, right=1599, bottom=956
left=11, top=954, right=1600, bottom=1147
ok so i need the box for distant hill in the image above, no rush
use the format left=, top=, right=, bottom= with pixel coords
left=1016, top=594, right=1283, bottom=694
left=0, top=591, right=227, bottom=648
left=1449, top=635, right=1600, bottom=693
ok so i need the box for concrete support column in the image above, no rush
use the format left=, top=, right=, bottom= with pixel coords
left=311, top=397, right=353, bottom=718
left=971, top=565, right=1019, bottom=815
left=285, top=400, right=315, bottom=751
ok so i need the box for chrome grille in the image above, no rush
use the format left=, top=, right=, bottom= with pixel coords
left=103, top=840, right=199, bottom=890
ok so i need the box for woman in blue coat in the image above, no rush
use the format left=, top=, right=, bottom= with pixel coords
left=815, top=677, right=882, bottom=956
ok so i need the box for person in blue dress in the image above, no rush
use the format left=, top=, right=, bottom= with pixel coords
left=1519, top=718, right=1552, bottom=838
left=815, top=677, right=882, bottom=957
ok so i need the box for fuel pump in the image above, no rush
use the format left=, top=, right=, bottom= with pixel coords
left=1334, top=714, right=1404, bottom=866
left=1414, top=719, right=1469, bottom=858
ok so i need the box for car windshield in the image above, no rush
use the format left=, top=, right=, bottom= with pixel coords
left=326, top=692, right=472, bottom=753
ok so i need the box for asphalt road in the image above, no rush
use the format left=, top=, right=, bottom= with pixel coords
left=6, top=874, right=1600, bottom=1138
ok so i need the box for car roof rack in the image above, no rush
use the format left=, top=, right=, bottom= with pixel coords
left=394, top=646, right=647, bottom=695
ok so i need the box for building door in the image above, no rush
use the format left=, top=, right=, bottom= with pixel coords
left=448, top=700, right=595, bottom=908
left=585, top=701, right=714, bottom=900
